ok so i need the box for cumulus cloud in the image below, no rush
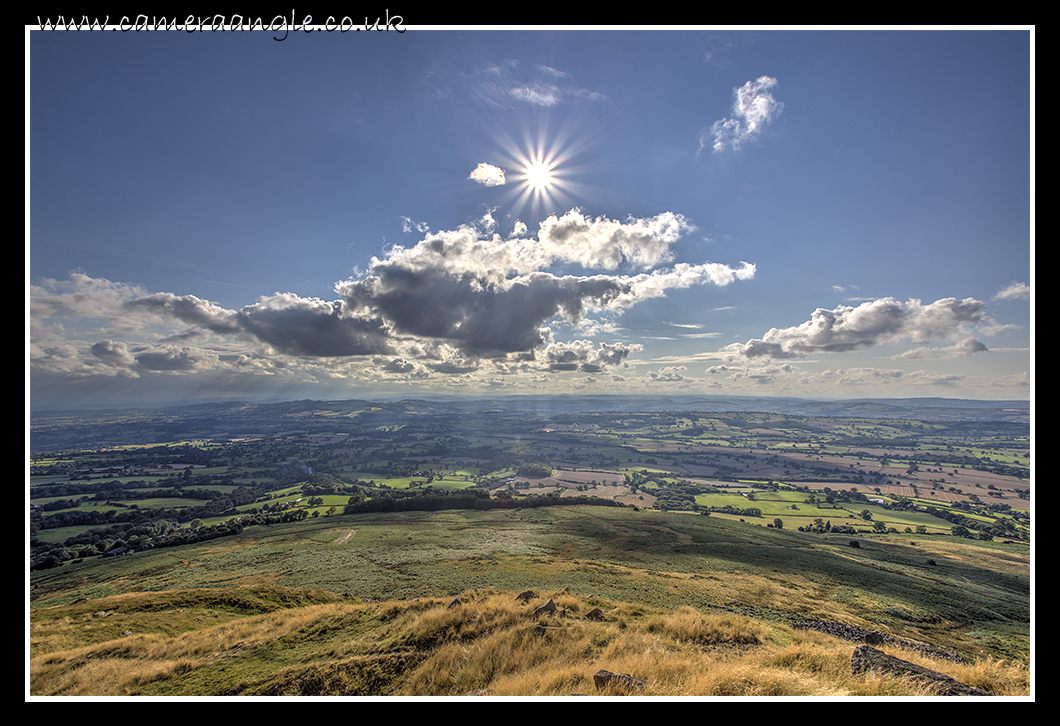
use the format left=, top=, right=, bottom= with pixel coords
left=726, top=297, right=995, bottom=360
left=469, top=162, right=506, bottom=186
left=133, top=345, right=217, bottom=372
left=335, top=210, right=753, bottom=357
left=702, top=76, right=784, bottom=153
left=32, top=209, right=752, bottom=382
left=893, top=337, right=989, bottom=359
left=90, top=339, right=136, bottom=367
left=536, top=339, right=642, bottom=373
left=646, top=365, right=690, bottom=383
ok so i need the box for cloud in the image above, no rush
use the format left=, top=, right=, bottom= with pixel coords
left=725, top=297, right=995, bottom=360
left=702, top=76, right=784, bottom=153
left=235, top=293, right=393, bottom=358
left=90, top=339, right=136, bottom=367
left=646, top=365, right=689, bottom=383
left=133, top=345, right=217, bottom=372
left=893, top=337, right=989, bottom=359
left=33, top=210, right=753, bottom=381
left=469, top=162, right=506, bottom=187
left=335, top=210, right=752, bottom=357
left=994, top=281, right=1030, bottom=301
left=461, top=60, right=610, bottom=109
left=536, top=339, right=641, bottom=373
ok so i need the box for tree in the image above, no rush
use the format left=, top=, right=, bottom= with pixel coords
left=773, top=518, right=784, bottom=529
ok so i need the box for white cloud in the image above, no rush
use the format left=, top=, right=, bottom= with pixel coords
left=461, top=60, right=610, bottom=110
left=468, top=162, right=506, bottom=187
left=645, top=365, right=689, bottom=383
left=994, top=281, right=1030, bottom=300
left=726, top=297, right=996, bottom=360
left=702, top=75, right=784, bottom=153
left=893, top=337, right=989, bottom=359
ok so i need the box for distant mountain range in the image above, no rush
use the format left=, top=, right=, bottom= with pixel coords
left=31, top=394, right=1029, bottom=424
left=379, top=394, right=1030, bottom=422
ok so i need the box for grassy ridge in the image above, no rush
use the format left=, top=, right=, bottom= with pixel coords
left=29, top=504, right=1030, bottom=693
left=29, top=586, right=1029, bottom=697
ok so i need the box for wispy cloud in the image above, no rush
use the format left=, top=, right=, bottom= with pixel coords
left=460, top=60, right=609, bottom=109
left=701, top=75, right=784, bottom=154
left=994, top=281, right=1030, bottom=300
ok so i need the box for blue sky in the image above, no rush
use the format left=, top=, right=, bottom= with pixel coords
left=28, top=27, right=1032, bottom=407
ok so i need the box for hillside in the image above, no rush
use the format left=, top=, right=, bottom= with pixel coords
left=28, top=505, right=1031, bottom=697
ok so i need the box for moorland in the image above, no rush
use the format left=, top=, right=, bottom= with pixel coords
left=27, top=395, right=1032, bottom=697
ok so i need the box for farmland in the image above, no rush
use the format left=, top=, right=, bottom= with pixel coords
left=29, top=396, right=1030, bottom=568
left=27, top=395, right=1032, bottom=696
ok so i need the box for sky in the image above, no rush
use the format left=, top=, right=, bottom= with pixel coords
left=27, top=26, right=1033, bottom=408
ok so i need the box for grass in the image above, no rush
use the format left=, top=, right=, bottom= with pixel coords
left=28, top=505, right=1030, bottom=697
left=28, top=586, right=1030, bottom=697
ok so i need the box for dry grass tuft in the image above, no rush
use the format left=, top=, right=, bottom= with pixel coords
left=29, top=586, right=1030, bottom=698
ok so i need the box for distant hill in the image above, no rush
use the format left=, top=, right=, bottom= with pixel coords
left=31, top=393, right=1029, bottom=422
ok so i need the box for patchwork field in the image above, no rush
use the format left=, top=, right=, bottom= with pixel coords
left=29, top=396, right=1031, bottom=697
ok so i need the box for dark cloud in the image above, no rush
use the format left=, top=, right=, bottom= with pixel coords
left=133, top=346, right=209, bottom=372
left=235, top=294, right=392, bottom=358
left=125, top=292, right=240, bottom=334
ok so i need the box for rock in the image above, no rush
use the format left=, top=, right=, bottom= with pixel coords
left=516, top=590, right=537, bottom=602
left=593, top=669, right=645, bottom=692
left=864, top=630, right=886, bottom=645
left=447, top=597, right=462, bottom=609
left=851, top=646, right=991, bottom=696
left=791, top=620, right=965, bottom=663
left=533, top=598, right=556, bottom=617
left=585, top=607, right=606, bottom=621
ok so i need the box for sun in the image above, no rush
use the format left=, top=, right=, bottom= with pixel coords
left=524, top=159, right=555, bottom=193
left=485, top=120, right=601, bottom=224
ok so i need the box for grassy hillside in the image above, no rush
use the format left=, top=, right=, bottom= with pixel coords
left=28, top=505, right=1031, bottom=697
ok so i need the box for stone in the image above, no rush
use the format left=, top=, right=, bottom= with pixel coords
left=851, top=646, right=991, bottom=696
left=593, top=669, right=645, bottom=692
left=533, top=598, right=556, bottom=617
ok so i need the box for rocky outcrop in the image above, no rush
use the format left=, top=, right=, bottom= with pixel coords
left=791, top=620, right=965, bottom=663
left=851, top=646, right=991, bottom=696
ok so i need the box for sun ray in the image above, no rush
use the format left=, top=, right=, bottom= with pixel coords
left=484, top=119, right=601, bottom=228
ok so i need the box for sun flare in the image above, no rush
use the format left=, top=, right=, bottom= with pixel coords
left=485, top=122, right=600, bottom=224
left=524, top=159, right=555, bottom=192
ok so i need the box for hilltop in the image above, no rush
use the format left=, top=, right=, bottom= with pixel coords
left=29, top=505, right=1030, bottom=697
